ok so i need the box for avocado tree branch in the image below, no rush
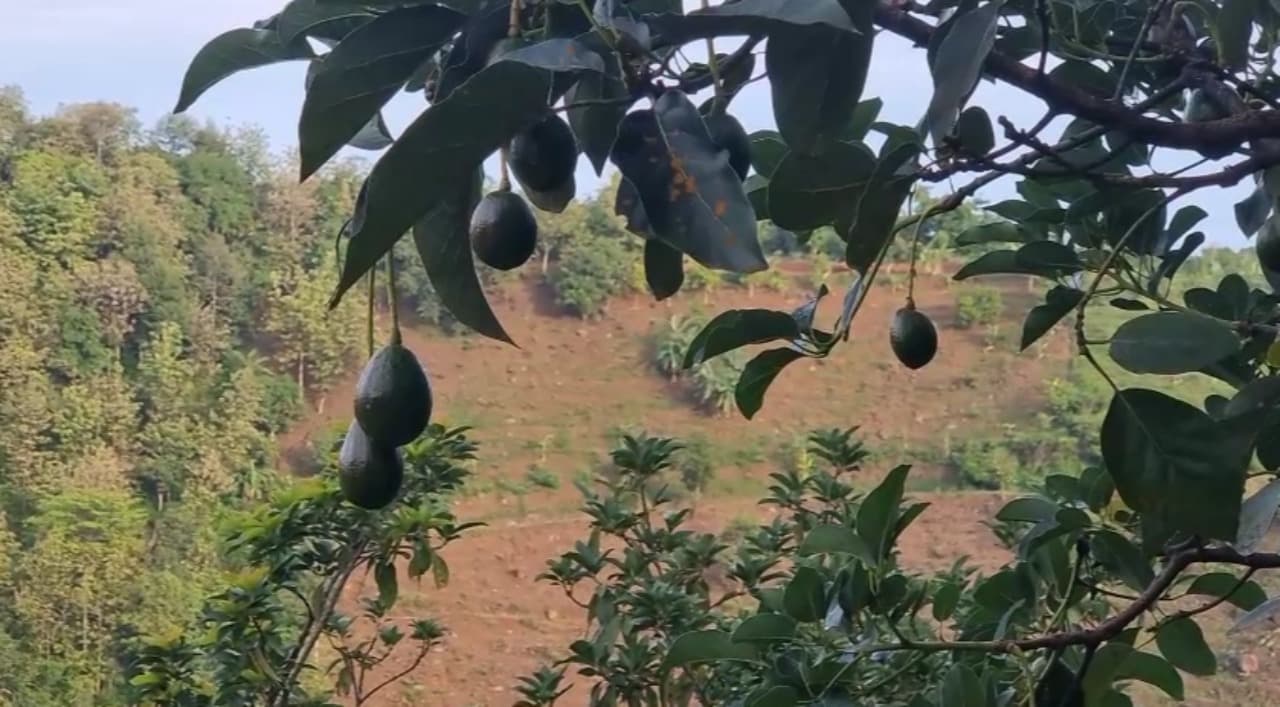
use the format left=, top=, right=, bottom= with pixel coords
left=872, top=3, right=1280, bottom=152
left=851, top=546, right=1280, bottom=657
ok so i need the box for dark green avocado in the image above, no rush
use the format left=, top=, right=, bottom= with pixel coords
left=338, top=419, right=404, bottom=510
left=704, top=112, right=751, bottom=180
left=509, top=114, right=578, bottom=192
left=353, top=339, right=432, bottom=447
left=889, top=305, right=938, bottom=370
left=470, top=190, right=538, bottom=271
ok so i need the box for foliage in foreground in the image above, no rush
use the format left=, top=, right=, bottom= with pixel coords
left=520, top=431, right=1277, bottom=707
left=127, top=425, right=479, bottom=707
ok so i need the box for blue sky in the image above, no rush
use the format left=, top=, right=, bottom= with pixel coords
left=0, top=0, right=1252, bottom=246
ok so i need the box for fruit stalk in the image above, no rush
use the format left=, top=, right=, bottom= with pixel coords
left=366, top=268, right=376, bottom=358
left=700, top=0, right=723, bottom=113
left=386, top=255, right=401, bottom=345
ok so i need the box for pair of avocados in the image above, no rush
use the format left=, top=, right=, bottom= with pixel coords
left=470, top=113, right=578, bottom=271
left=338, top=331, right=433, bottom=510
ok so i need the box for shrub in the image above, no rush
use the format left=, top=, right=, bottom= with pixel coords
left=526, top=466, right=560, bottom=490
left=954, top=284, right=1003, bottom=328
left=550, top=235, right=635, bottom=318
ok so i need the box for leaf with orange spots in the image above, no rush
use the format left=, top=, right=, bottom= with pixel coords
left=610, top=91, right=765, bottom=273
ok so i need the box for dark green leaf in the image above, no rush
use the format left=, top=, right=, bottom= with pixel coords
left=1083, top=642, right=1133, bottom=702
left=1015, top=240, right=1082, bottom=275
left=735, top=348, right=805, bottom=419
left=610, top=92, right=766, bottom=272
left=952, top=250, right=1035, bottom=280
left=1091, top=530, right=1154, bottom=592
left=683, top=309, right=800, bottom=368
left=1021, top=286, right=1083, bottom=351
left=434, top=0, right=511, bottom=101
left=924, top=1, right=1001, bottom=144
left=798, top=524, right=871, bottom=560
left=932, top=582, right=962, bottom=621
left=1236, top=478, right=1280, bottom=553
left=1116, top=650, right=1184, bottom=700
left=996, top=497, right=1058, bottom=523
left=299, top=5, right=465, bottom=179
left=840, top=98, right=883, bottom=142
left=413, top=170, right=514, bottom=344
left=375, top=561, right=398, bottom=608
left=175, top=28, right=315, bottom=112
left=661, top=630, right=757, bottom=672
left=1156, top=618, right=1216, bottom=676
left=954, top=222, right=1032, bottom=246
left=731, top=613, right=797, bottom=644
left=748, top=130, right=788, bottom=178
left=1110, top=298, right=1149, bottom=311
left=1235, top=185, right=1271, bottom=237
left=767, top=142, right=876, bottom=231
left=857, top=465, right=909, bottom=562
left=939, top=662, right=984, bottom=707
left=1187, top=572, right=1267, bottom=611
left=766, top=1, right=872, bottom=155
left=644, top=239, right=684, bottom=301
left=1104, top=189, right=1168, bottom=255
left=954, top=106, right=994, bottom=155
left=1218, top=0, right=1255, bottom=69
left=844, top=142, right=919, bottom=273
left=783, top=566, right=826, bottom=622
left=346, top=113, right=394, bottom=150
left=332, top=51, right=599, bottom=306
left=615, top=177, right=653, bottom=237
left=1101, top=389, right=1245, bottom=542
left=279, top=0, right=374, bottom=44
left=1167, top=205, right=1208, bottom=242
left=566, top=46, right=630, bottom=175
left=1108, top=312, right=1240, bottom=375
left=1048, top=60, right=1114, bottom=98
left=648, top=0, right=863, bottom=44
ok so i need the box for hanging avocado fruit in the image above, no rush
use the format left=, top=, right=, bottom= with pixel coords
left=338, top=420, right=405, bottom=510
left=509, top=114, right=578, bottom=192
left=353, top=334, right=433, bottom=447
left=889, top=305, right=938, bottom=370
left=470, top=190, right=538, bottom=270
left=704, top=112, right=751, bottom=180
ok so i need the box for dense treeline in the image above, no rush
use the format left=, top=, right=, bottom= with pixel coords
left=0, top=86, right=378, bottom=705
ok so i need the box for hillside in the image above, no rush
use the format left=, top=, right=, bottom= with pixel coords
left=289, top=272, right=1280, bottom=707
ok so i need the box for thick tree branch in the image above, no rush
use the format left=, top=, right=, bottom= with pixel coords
left=872, top=3, right=1280, bottom=152
left=853, top=546, right=1280, bottom=656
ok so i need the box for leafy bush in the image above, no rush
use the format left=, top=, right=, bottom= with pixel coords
left=652, top=314, right=704, bottom=379
left=130, top=425, right=480, bottom=706
left=526, top=466, right=560, bottom=490
left=550, top=235, right=635, bottom=318
left=954, top=285, right=1003, bottom=329
left=520, top=430, right=1270, bottom=706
